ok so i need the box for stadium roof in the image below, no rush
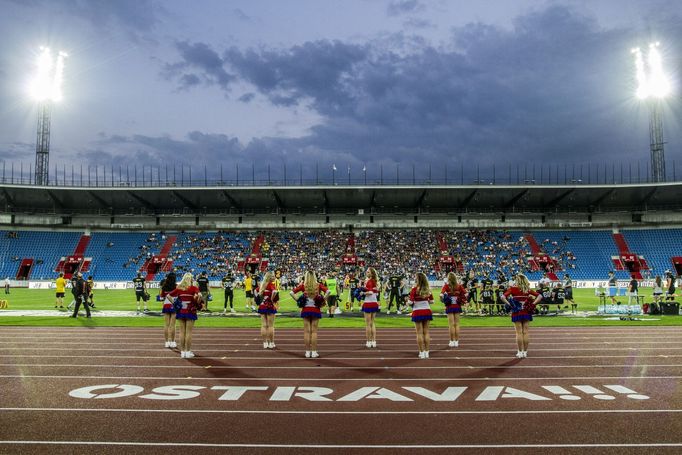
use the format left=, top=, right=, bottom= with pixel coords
left=1, top=182, right=681, bottom=216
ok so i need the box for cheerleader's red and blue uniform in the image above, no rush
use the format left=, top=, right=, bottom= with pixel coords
left=168, top=285, right=200, bottom=321
left=504, top=287, right=539, bottom=323
left=440, top=283, right=467, bottom=314
left=361, top=279, right=380, bottom=313
left=160, top=288, right=176, bottom=314
left=257, top=282, right=278, bottom=315
left=409, top=287, right=434, bottom=322
left=293, top=283, right=328, bottom=319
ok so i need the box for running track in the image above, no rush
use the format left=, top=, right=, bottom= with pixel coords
left=0, top=326, right=681, bottom=454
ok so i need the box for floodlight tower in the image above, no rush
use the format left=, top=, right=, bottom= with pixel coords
left=632, top=43, right=671, bottom=183
left=29, top=47, right=67, bottom=186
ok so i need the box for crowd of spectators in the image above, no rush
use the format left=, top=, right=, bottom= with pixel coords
left=125, top=229, right=577, bottom=284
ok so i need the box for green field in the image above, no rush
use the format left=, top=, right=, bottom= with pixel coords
left=0, top=287, right=680, bottom=327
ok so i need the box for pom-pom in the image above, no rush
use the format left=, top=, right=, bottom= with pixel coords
left=296, top=295, right=307, bottom=308
left=441, top=293, right=453, bottom=305
left=314, top=294, right=326, bottom=308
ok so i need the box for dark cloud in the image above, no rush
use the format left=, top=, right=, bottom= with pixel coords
left=154, top=5, right=682, bottom=181
left=164, top=41, right=235, bottom=91
left=233, top=8, right=252, bottom=22
left=387, top=0, right=425, bottom=17
left=6, top=0, right=164, bottom=38
left=238, top=93, right=256, bottom=103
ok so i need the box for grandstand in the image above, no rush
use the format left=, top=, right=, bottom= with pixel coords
left=1, top=181, right=681, bottom=282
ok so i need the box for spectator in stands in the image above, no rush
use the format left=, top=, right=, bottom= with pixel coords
left=159, top=271, right=177, bottom=348
left=409, top=272, right=434, bottom=359
left=500, top=273, right=542, bottom=358
left=167, top=272, right=202, bottom=358
left=71, top=273, right=90, bottom=319
left=290, top=271, right=328, bottom=358
left=361, top=267, right=380, bottom=348
left=256, top=271, right=278, bottom=349
left=440, top=272, right=467, bottom=348
left=54, top=272, right=67, bottom=309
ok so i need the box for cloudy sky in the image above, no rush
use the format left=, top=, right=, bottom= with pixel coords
left=0, top=0, right=681, bottom=184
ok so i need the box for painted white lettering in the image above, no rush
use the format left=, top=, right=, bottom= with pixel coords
left=292, top=387, right=334, bottom=402
left=69, top=384, right=144, bottom=399
left=212, top=386, right=269, bottom=401
left=476, top=386, right=504, bottom=401
left=402, top=386, right=467, bottom=402
left=337, top=387, right=413, bottom=402
left=139, top=385, right=205, bottom=401
left=270, top=386, right=296, bottom=401
left=500, top=387, right=552, bottom=401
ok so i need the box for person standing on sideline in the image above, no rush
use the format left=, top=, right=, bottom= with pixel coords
left=160, top=271, right=177, bottom=348
left=563, top=274, right=576, bottom=313
left=627, top=275, right=639, bottom=313
left=665, top=270, right=676, bottom=302
left=361, top=267, right=380, bottom=348
left=4, top=277, right=9, bottom=294
left=132, top=272, right=148, bottom=313
left=168, top=273, right=202, bottom=358
left=55, top=272, right=67, bottom=309
left=409, top=272, right=434, bottom=359
left=243, top=271, right=255, bottom=312
left=607, top=271, right=618, bottom=305
left=67, top=274, right=78, bottom=310
left=440, top=272, right=467, bottom=347
left=499, top=274, right=542, bottom=359
left=197, top=271, right=211, bottom=312
left=86, top=276, right=95, bottom=308
left=221, top=271, right=236, bottom=313
left=347, top=272, right=360, bottom=312
left=291, top=271, right=329, bottom=358
left=325, top=271, right=339, bottom=318
left=386, top=271, right=404, bottom=314
left=256, top=271, right=278, bottom=349
left=71, top=273, right=90, bottom=318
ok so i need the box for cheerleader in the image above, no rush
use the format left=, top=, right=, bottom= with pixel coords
left=362, top=267, right=380, bottom=348
left=440, top=272, right=467, bottom=348
left=409, top=272, right=434, bottom=359
left=167, top=272, right=202, bottom=358
left=160, top=271, right=177, bottom=348
left=290, top=271, right=329, bottom=358
left=499, top=273, right=542, bottom=359
left=256, top=271, right=278, bottom=349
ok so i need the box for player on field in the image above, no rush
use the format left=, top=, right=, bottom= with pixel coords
left=346, top=272, right=360, bottom=312
left=465, top=270, right=479, bottom=315
left=54, top=272, right=67, bottom=309
left=409, top=272, right=434, bottom=359
left=132, top=272, right=148, bottom=313
left=499, top=273, right=542, bottom=358
left=386, top=271, right=404, bottom=315
left=243, top=271, right=255, bottom=312
left=440, top=272, right=467, bottom=348
left=563, top=274, right=576, bottom=313
left=325, top=271, right=339, bottom=318
left=480, top=276, right=495, bottom=315
left=291, top=271, right=329, bottom=358
left=221, top=271, right=236, bottom=313
left=197, top=271, right=211, bottom=312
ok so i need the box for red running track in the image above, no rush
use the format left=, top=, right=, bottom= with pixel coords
left=0, top=326, right=681, bottom=454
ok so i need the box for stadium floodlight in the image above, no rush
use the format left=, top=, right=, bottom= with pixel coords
left=632, top=42, right=671, bottom=183
left=30, top=46, right=68, bottom=186
left=29, top=47, right=68, bottom=102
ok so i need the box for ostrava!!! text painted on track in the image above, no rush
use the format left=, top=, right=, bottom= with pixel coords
left=69, top=384, right=650, bottom=402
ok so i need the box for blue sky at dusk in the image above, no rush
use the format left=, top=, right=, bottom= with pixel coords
left=0, top=0, right=681, bottom=183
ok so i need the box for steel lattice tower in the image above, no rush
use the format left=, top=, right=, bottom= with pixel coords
left=34, top=102, right=51, bottom=185
left=648, top=99, right=666, bottom=182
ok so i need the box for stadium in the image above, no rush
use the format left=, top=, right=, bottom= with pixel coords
left=2, top=1, right=682, bottom=453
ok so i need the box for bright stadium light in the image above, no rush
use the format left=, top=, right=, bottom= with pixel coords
left=28, top=47, right=68, bottom=102
left=30, top=46, right=68, bottom=185
left=632, top=42, right=671, bottom=183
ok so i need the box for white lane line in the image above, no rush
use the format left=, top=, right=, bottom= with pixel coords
left=0, top=441, right=681, bottom=449
left=1, top=363, right=681, bottom=370
left=0, top=374, right=678, bottom=381
left=1, top=354, right=679, bottom=360
left=0, top=407, right=681, bottom=415
left=2, top=347, right=680, bottom=353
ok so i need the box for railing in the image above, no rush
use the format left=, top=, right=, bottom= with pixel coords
left=2, top=160, right=682, bottom=188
